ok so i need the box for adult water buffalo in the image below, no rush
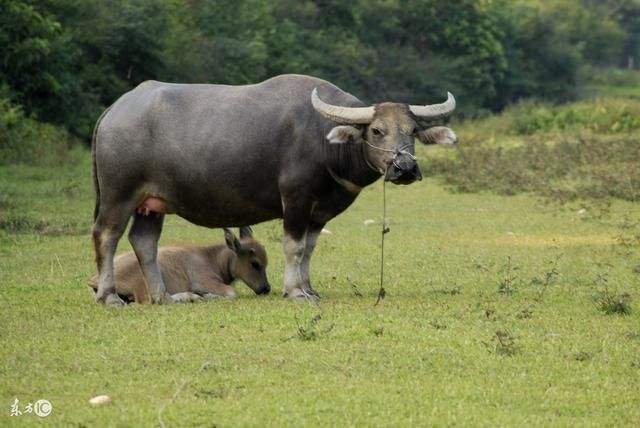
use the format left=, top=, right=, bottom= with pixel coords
left=92, top=74, right=456, bottom=305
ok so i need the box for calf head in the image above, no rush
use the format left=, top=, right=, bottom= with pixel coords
left=224, top=227, right=270, bottom=295
left=312, top=88, right=457, bottom=185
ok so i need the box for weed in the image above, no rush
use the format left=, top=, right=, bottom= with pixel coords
left=348, top=277, right=363, bottom=297
left=516, top=307, right=533, bottom=319
left=484, top=330, right=518, bottom=356
left=573, top=351, right=593, bottom=362
left=472, top=259, right=492, bottom=272
left=594, top=291, right=632, bottom=315
left=429, top=320, right=448, bottom=330
left=431, top=286, right=461, bottom=296
left=531, top=253, right=562, bottom=301
left=372, top=326, right=384, bottom=336
left=592, top=266, right=632, bottom=315
left=613, top=217, right=640, bottom=257
left=285, top=314, right=334, bottom=341
left=627, top=331, right=640, bottom=341
left=194, top=387, right=230, bottom=399
left=498, top=256, right=519, bottom=295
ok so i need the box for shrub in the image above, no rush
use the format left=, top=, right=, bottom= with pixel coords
left=0, top=93, right=77, bottom=165
left=427, top=98, right=640, bottom=202
left=506, top=98, right=640, bottom=135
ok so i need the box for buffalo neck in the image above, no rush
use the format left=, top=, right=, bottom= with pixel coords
left=324, top=140, right=381, bottom=189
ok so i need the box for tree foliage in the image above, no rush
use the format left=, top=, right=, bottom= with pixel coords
left=1, top=0, right=639, bottom=142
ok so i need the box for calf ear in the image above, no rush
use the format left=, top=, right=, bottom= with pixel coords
left=239, top=226, right=253, bottom=239
left=223, top=228, right=241, bottom=252
left=326, top=126, right=364, bottom=144
left=417, top=126, right=458, bottom=145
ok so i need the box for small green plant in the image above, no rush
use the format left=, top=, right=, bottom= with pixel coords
left=516, top=307, right=533, bottom=319
left=592, top=267, right=632, bottom=315
left=371, top=326, right=384, bottom=337
left=431, top=286, right=461, bottom=296
left=348, top=277, right=363, bottom=297
left=531, top=253, right=562, bottom=301
left=484, top=330, right=518, bottom=356
left=285, top=314, right=334, bottom=341
left=627, top=331, right=640, bottom=341
left=498, top=256, right=519, bottom=295
left=614, top=216, right=640, bottom=253
left=594, top=291, right=632, bottom=315
left=429, top=320, right=448, bottom=330
left=573, top=351, right=593, bottom=362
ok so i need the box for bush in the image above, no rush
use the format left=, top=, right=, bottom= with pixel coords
left=425, top=98, right=640, bottom=202
left=509, top=98, right=640, bottom=135
left=0, top=93, right=77, bottom=165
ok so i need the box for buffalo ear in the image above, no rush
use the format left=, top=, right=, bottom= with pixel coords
left=223, top=228, right=241, bottom=252
left=239, top=226, right=253, bottom=239
left=326, top=126, right=364, bottom=144
left=417, top=126, right=458, bottom=145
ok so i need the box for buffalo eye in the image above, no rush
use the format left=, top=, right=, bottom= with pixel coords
left=371, top=127, right=382, bottom=136
left=251, top=261, right=261, bottom=271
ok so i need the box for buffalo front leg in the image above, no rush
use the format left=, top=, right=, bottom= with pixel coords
left=300, top=223, right=323, bottom=294
left=282, top=199, right=320, bottom=300
left=128, top=213, right=170, bottom=304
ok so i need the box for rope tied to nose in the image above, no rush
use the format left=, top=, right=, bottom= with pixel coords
left=364, top=141, right=415, bottom=306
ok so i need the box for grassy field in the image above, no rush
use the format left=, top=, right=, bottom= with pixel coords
left=1, top=141, right=639, bottom=426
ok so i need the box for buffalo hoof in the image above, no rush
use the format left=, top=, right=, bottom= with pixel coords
left=284, top=287, right=320, bottom=301
left=151, top=292, right=174, bottom=305
left=101, top=293, right=125, bottom=307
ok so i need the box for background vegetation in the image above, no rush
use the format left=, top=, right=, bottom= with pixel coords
left=2, top=0, right=640, bottom=161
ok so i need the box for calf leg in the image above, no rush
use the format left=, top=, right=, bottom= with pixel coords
left=93, top=208, right=131, bottom=306
left=170, top=292, right=202, bottom=303
left=190, top=272, right=237, bottom=299
left=128, top=213, right=170, bottom=304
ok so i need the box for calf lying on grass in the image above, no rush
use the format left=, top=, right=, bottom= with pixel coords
left=89, top=227, right=270, bottom=303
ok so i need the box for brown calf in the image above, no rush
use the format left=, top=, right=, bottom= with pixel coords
left=88, top=227, right=270, bottom=303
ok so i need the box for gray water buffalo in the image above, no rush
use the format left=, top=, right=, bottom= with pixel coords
left=91, top=74, right=456, bottom=305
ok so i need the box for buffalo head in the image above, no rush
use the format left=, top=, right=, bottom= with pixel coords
left=311, top=88, right=457, bottom=185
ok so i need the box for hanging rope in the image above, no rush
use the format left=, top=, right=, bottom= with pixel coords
left=374, top=169, right=390, bottom=306
left=363, top=142, right=416, bottom=306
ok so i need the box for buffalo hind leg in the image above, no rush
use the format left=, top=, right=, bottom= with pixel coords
left=128, top=212, right=171, bottom=304
left=93, top=208, right=131, bottom=306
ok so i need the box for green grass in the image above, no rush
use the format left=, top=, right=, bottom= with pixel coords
left=1, top=150, right=639, bottom=426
